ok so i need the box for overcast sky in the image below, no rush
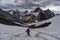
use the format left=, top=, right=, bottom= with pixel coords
left=0, top=0, right=60, bottom=11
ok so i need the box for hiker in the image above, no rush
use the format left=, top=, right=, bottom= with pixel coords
left=26, top=28, right=30, bottom=36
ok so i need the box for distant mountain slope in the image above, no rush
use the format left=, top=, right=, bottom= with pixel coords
left=0, top=9, right=16, bottom=22
left=0, top=9, right=24, bottom=24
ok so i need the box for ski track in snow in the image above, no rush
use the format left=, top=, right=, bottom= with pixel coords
left=0, top=16, right=60, bottom=40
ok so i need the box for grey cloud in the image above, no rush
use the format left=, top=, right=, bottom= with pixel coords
left=0, top=0, right=60, bottom=10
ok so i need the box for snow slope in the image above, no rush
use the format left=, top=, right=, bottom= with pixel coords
left=0, top=15, right=60, bottom=40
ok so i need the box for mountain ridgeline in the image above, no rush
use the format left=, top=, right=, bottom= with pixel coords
left=0, top=7, right=55, bottom=27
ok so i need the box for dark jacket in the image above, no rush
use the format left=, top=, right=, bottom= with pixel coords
left=26, top=29, right=30, bottom=32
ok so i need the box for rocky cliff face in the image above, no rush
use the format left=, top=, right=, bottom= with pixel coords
left=8, top=10, right=21, bottom=19
left=0, top=9, right=15, bottom=21
left=33, top=7, right=42, bottom=12
left=0, top=9, right=24, bottom=24
left=37, top=9, right=55, bottom=21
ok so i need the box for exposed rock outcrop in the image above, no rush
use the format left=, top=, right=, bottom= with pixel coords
left=33, top=7, right=42, bottom=12
left=37, top=9, right=55, bottom=21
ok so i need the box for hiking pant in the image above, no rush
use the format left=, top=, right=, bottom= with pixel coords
left=27, top=32, right=30, bottom=36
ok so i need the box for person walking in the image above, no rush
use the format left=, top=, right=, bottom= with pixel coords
left=26, top=28, right=30, bottom=36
